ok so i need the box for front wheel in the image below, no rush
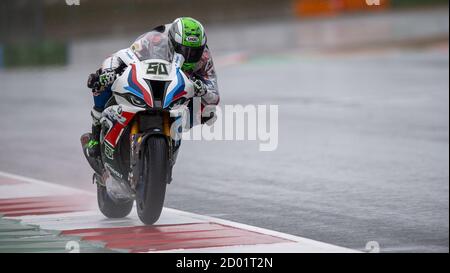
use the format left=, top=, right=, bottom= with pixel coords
left=97, top=183, right=133, bottom=218
left=136, top=136, right=169, bottom=225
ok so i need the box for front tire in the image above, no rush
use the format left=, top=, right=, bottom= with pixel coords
left=97, top=183, right=133, bottom=218
left=136, top=136, right=169, bottom=225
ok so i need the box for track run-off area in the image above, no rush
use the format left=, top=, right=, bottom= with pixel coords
left=0, top=171, right=357, bottom=253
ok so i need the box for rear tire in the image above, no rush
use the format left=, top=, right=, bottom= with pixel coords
left=136, top=136, right=168, bottom=225
left=97, top=183, right=133, bottom=218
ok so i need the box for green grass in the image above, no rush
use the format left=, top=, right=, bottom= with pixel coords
left=3, top=41, right=68, bottom=68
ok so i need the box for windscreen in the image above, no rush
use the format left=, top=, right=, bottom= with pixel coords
left=131, top=32, right=173, bottom=62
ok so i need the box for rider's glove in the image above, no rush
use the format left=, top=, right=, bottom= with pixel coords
left=87, top=68, right=117, bottom=92
left=193, top=79, right=208, bottom=97
left=87, top=70, right=100, bottom=90
left=99, top=68, right=117, bottom=86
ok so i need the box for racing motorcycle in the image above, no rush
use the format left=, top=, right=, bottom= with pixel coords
left=81, top=46, right=194, bottom=225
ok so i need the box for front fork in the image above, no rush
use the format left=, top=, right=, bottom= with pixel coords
left=129, top=112, right=177, bottom=189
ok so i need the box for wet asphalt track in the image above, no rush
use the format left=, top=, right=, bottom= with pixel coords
left=0, top=9, right=448, bottom=252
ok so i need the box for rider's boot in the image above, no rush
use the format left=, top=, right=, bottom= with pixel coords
left=86, top=124, right=101, bottom=158
left=85, top=108, right=102, bottom=159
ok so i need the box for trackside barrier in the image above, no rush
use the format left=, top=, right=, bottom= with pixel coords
left=1, top=41, right=68, bottom=68
left=293, top=0, right=449, bottom=17
left=293, top=0, right=390, bottom=17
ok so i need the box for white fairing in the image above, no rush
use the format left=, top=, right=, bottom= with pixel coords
left=111, top=52, right=194, bottom=110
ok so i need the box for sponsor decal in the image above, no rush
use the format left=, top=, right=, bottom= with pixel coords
left=104, top=143, right=114, bottom=160
left=105, top=163, right=123, bottom=179
left=186, top=36, right=199, bottom=43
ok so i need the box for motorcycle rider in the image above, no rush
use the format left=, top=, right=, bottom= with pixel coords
left=84, top=17, right=219, bottom=158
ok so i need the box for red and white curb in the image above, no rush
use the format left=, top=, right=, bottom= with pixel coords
left=0, top=171, right=357, bottom=253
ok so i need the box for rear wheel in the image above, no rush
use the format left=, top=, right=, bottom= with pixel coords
left=97, top=182, right=133, bottom=218
left=136, top=136, right=169, bottom=225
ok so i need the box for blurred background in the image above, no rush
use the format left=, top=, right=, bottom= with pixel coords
left=1, top=0, right=448, bottom=67
left=0, top=0, right=448, bottom=252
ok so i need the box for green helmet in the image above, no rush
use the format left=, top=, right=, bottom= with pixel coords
left=168, top=17, right=207, bottom=71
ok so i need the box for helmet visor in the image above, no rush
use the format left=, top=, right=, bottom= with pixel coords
left=173, top=42, right=205, bottom=63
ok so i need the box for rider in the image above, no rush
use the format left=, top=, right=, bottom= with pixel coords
left=85, top=17, right=220, bottom=158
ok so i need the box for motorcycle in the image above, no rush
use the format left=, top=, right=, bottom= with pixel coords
left=81, top=47, right=195, bottom=225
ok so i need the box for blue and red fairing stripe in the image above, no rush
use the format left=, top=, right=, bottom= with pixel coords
left=125, top=64, right=153, bottom=107
left=163, top=68, right=186, bottom=108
